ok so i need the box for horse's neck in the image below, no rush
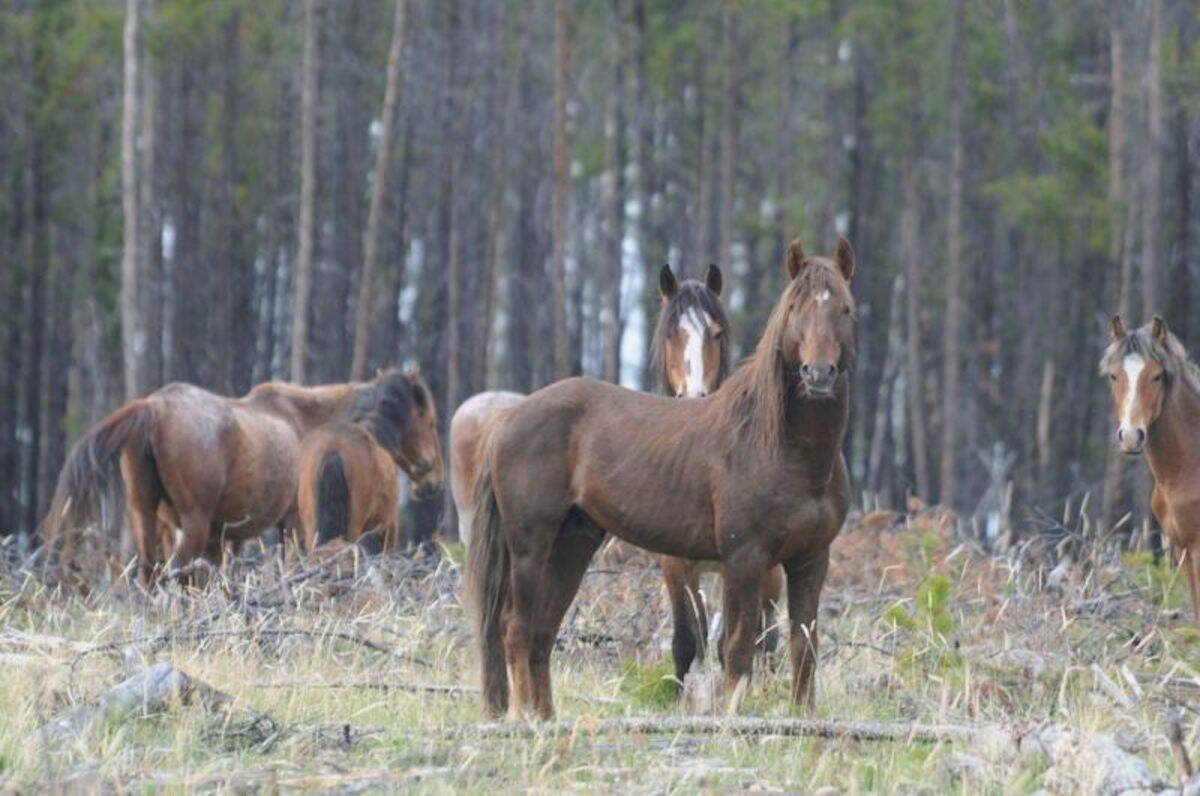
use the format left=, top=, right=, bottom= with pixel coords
left=781, top=378, right=849, bottom=479
left=1147, top=382, right=1200, bottom=488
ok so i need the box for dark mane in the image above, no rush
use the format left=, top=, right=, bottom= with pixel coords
left=649, top=278, right=731, bottom=394
left=711, top=258, right=853, bottom=454
left=1100, top=324, right=1200, bottom=398
left=351, top=369, right=427, bottom=453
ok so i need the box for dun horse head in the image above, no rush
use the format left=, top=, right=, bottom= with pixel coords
left=776, top=237, right=857, bottom=398
left=1102, top=315, right=1173, bottom=456
left=653, top=263, right=728, bottom=398
left=362, top=367, right=443, bottom=496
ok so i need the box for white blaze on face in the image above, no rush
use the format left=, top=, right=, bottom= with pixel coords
left=1121, top=354, right=1146, bottom=430
left=679, top=308, right=712, bottom=398
left=816, top=288, right=832, bottom=305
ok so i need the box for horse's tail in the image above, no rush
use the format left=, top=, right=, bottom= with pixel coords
left=464, top=456, right=509, bottom=717
left=315, top=451, right=350, bottom=546
left=40, top=400, right=157, bottom=557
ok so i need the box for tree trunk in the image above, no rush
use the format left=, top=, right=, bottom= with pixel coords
left=603, top=0, right=628, bottom=384
left=1102, top=4, right=1130, bottom=530
left=291, top=0, right=321, bottom=384
left=1141, top=0, right=1163, bottom=320
left=939, top=0, right=965, bottom=508
left=350, top=0, right=410, bottom=381
left=1168, top=18, right=1193, bottom=343
left=715, top=0, right=736, bottom=269
left=901, top=158, right=931, bottom=502
left=444, top=0, right=465, bottom=411
left=551, top=0, right=571, bottom=379
left=140, top=0, right=162, bottom=391
left=478, top=0, right=511, bottom=389
left=868, top=274, right=906, bottom=499
left=120, top=0, right=143, bottom=400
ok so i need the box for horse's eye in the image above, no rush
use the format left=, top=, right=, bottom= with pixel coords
left=711, top=327, right=724, bottom=339
left=1109, top=373, right=1118, bottom=382
left=1153, top=373, right=1164, bottom=383
left=842, top=305, right=852, bottom=316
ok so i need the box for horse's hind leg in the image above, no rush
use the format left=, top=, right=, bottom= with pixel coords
left=783, top=546, right=831, bottom=709
left=167, top=509, right=214, bottom=584
left=121, top=452, right=164, bottom=586
left=662, top=555, right=707, bottom=689
left=528, top=514, right=606, bottom=719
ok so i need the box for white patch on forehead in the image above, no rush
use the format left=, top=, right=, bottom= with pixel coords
left=679, top=308, right=712, bottom=398
left=1121, top=354, right=1146, bottom=428
left=816, top=289, right=832, bottom=304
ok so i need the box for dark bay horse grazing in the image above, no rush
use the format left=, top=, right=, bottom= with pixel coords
left=651, top=263, right=784, bottom=687
left=467, top=238, right=857, bottom=719
left=1102, top=316, right=1200, bottom=623
left=297, top=371, right=442, bottom=553
left=41, top=368, right=441, bottom=584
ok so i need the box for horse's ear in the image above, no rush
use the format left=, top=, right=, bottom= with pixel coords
left=785, top=238, right=806, bottom=280
left=835, top=237, right=856, bottom=281
left=1110, top=315, right=1126, bottom=342
left=1152, top=315, right=1168, bottom=344
left=659, top=264, right=678, bottom=299
left=704, top=264, right=723, bottom=296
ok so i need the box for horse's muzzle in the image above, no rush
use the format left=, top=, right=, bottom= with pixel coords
left=798, top=362, right=838, bottom=398
left=1117, top=426, right=1146, bottom=456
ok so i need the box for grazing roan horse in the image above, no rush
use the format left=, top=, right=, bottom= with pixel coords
left=467, top=237, right=857, bottom=719
left=1102, top=315, right=1200, bottom=624
left=40, top=368, right=442, bottom=584
left=650, top=263, right=784, bottom=688
left=297, top=371, right=442, bottom=553
left=449, top=391, right=526, bottom=547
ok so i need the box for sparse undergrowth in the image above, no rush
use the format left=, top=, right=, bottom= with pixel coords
left=2, top=508, right=1199, bottom=793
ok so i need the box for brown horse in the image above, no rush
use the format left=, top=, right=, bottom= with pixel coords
left=467, top=237, right=856, bottom=719
left=650, top=263, right=784, bottom=687
left=40, top=368, right=442, bottom=584
left=297, top=371, right=442, bottom=553
left=1102, top=315, right=1200, bottom=623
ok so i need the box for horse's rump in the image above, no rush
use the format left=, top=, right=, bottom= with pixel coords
left=40, top=399, right=158, bottom=553
left=316, top=451, right=350, bottom=545
left=450, top=391, right=524, bottom=545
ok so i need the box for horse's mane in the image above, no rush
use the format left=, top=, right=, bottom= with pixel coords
left=350, top=369, right=431, bottom=452
left=1100, top=323, right=1200, bottom=398
left=710, top=258, right=852, bottom=454
left=649, top=279, right=731, bottom=394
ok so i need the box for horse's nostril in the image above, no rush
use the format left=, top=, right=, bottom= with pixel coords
left=1136, top=429, right=1146, bottom=445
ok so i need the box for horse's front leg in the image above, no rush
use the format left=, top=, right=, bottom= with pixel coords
left=719, top=552, right=770, bottom=714
left=662, top=555, right=707, bottom=689
left=783, top=546, right=830, bottom=709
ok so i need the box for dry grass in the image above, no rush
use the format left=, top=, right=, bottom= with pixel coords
left=3, top=504, right=1199, bottom=792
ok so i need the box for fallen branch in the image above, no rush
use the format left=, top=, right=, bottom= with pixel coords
left=252, top=680, right=479, bottom=697
left=32, top=663, right=233, bottom=746
left=443, top=715, right=996, bottom=745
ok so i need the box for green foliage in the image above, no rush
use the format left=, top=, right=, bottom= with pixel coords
left=617, top=659, right=677, bottom=708
left=1124, top=551, right=1188, bottom=611
left=882, top=573, right=956, bottom=639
